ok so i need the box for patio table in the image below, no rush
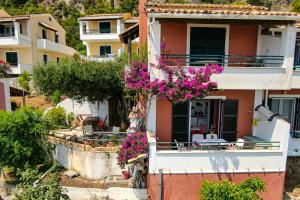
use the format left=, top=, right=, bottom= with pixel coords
left=194, top=138, right=227, bottom=150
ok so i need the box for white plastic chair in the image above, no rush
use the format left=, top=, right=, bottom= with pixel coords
left=83, top=125, right=93, bottom=136
left=112, top=126, right=120, bottom=133
left=175, top=139, right=185, bottom=150
left=192, top=134, right=204, bottom=143
left=236, top=138, right=245, bottom=149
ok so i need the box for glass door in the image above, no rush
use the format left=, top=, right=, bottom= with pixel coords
left=172, top=102, right=189, bottom=142
left=189, top=27, right=226, bottom=66
left=220, top=100, right=238, bottom=142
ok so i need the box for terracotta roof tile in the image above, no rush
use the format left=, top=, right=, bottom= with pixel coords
left=145, top=3, right=300, bottom=17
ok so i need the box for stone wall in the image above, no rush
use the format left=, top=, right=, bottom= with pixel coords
left=50, top=137, right=122, bottom=180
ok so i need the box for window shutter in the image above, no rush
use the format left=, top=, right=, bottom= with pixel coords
left=172, top=102, right=189, bottom=142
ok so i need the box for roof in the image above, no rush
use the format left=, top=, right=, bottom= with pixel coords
left=79, top=13, right=132, bottom=21
left=119, top=23, right=139, bottom=43
left=0, top=10, right=11, bottom=18
left=145, top=3, right=300, bottom=21
left=39, top=22, right=57, bottom=32
left=125, top=17, right=139, bottom=23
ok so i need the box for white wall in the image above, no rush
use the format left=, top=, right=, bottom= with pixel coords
left=55, top=143, right=122, bottom=180
left=260, top=35, right=282, bottom=57
left=0, top=79, right=11, bottom=111
left=57, top=98, right=109, bottom=122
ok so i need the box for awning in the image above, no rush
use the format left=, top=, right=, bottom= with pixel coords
left=119, top=23, right=139, bottom=44
left=10, top=86, right=29, bottom=97
left=39, top=22, right=57, bottom=32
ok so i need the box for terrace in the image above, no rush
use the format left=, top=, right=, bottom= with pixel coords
left=148, top=106, right=290, bottom=174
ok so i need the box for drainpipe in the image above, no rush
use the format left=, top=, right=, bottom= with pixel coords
left=265, top=90, right=269, bottom=109
left=158, top=169, right=163, bottom=200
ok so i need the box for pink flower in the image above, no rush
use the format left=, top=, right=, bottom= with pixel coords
left=185, top=93, right=193, bottom=100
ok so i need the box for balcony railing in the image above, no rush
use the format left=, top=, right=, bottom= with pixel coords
left=0, top=32, right=15, bottom=37
left=83, top=28, right=117, bottom=34
left=166, top=54, right=284, bottom=67
left=156, top=141, right=281, bottom=151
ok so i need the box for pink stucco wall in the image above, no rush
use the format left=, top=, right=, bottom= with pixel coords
left=0, top=82, right=6, bottom=111
left=148, top=172, right=285, bottom=200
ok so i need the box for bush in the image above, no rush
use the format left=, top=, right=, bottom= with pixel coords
left=117, top=132, right=148, bottom=168
left=51, top=90, right=61, bottom=105
left=200, top=177, right=266, bottom=200
left=67, top=112, right=76, bottom=125
left=45, top=107, right=67, bottom=128
left=14, top=164, right=69, bottom=200
left=0, top=107, right=52, bottom=170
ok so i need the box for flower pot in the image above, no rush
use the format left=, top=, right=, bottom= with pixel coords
left=122, top=170, right=130, bottom=180
left=107, top=142, right=115, bottom=147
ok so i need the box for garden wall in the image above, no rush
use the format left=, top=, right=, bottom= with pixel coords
left=51, top=137, right=122, bottom=180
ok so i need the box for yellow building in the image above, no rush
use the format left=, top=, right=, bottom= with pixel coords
left=78, top=13, right=139, bottom=61
left=0, top=10, right=76, bottom=74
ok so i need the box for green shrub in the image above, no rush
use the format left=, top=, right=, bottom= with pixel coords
left=292, top=0, right=300, bottom=12
left=14, top=164, right=69, bottom=200
left=0, top=107, right=52, bottom=170
left=200, top=177, right=266, bottom=200
left=45, top=107, right=67, bottom=128
left=51, top=90, right=61, bottom=105
left=67, top=112, right=76, bottom=125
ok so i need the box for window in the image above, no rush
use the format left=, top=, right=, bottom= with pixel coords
left=42, top=29, right=47, bottom=39
left=56, top=57, right=60, bottom=63
left=294, top=39, right=300, bottom=68
left=270, top=98, right=297, bottom=132
left=5, top=52, right=18, bottom=65
left=100, top=46, right=112, bottom=57
left=0, top=25, right=15, bottom=37
left=55, top=33, right=59, bottom=43
left=19, top=24, right=22, bottom=34
left=43, top=54, right=48, bottom=64
left=99, top=22, right=111, bottom=33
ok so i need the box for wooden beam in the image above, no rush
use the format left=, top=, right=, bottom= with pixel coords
left=158, top=18, right=295, bottom=25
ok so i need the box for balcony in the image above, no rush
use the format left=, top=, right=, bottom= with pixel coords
left=148, top=106, right=290, bottom=174
left=0, top=31, right=31, bottom=48
left=37, top=39, right=76, bottom=56
left=80, top=29, right=119, bottom=41
left=80, top=54, right=116, bottom=62
left=159, top=54, right=289, bottom=90
left=0, top=21, right=31, bottom=47
left=7, top=64, right=32, bottom=75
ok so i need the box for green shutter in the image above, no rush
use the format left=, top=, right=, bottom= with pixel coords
left=172, top=102, right=189, bottom=142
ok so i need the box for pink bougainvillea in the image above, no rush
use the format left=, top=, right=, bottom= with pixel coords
left=124, top=44, right=224, bottom=103
left=118, top=132, right=148, bottom=168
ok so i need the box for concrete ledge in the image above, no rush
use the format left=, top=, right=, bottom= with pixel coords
left=64, top=186, right=147, bottom=200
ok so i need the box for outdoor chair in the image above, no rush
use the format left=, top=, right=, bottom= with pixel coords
left=192, top=134, right=204, bottom=142
left=83, top=125, right=93, bottom=136
left=236, top=138, right=245, bottom=150
left=175, top=139, right=186, bottom=150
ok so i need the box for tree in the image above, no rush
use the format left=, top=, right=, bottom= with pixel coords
left=200, top=177, right=266, bottom=200
left=33, top=57, right=129, bottom=125
left=0, top=107, right=52, bottom=170
left=119, top=0, right=139, bottom=16
left=17, top=71, right=31, bottom=93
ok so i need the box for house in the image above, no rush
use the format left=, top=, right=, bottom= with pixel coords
left=0, top=10, right=76, bottom=75
left=139, top=1, right=300, bottom=200
left=78, top=13, right=139, bottom=62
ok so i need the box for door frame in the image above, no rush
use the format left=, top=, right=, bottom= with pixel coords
left=186, top=24, right=230, bottom=67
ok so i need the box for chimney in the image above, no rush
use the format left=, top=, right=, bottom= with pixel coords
left=139, top=0, right=148, bottom=47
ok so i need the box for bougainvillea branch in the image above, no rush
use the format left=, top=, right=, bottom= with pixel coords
left=124, top=44, right=224, bottom=103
